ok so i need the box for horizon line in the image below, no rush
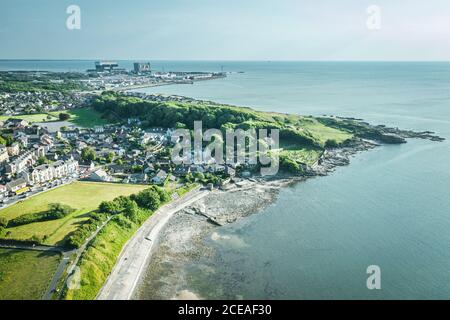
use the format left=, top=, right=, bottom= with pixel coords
left=1, top=59, right=450, bottom=63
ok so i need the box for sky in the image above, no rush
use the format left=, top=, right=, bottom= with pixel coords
left=1, top=0, right=450, bottom=61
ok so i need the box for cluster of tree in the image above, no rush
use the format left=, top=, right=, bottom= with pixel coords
left=0, top=134, right=14, bottom=147
left=67, top=186, right=170, bottom=248
left=81, top=147, right=96, bottom=162
left=66, top=213, right=108, bottom=248
left=184, top=172, right=224, bottom=186
left=7, top=203, right=76, bottom=228
left=91, top=92, right=323, bottom=150
left=279, top=155, right=304, bottom=174
left=0, top=80, right=87, bottom=93
left=59, top=113, right=71, bottom=121
left=0, top=217, right=7, bottom=234
left=91, top=92, right=267, bottom=130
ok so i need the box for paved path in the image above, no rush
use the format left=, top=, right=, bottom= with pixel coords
left=97, top=187, right=208, bottom=300
left=42, top=217, right=112, bottom=300
left=42, top=249, right=76, bottom=300
left=0, top=243, right=73, bottom=300
left=0, top=243, right=64, bottom=252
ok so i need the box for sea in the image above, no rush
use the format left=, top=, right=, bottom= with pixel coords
left=2, top=60, right=450, bottom=299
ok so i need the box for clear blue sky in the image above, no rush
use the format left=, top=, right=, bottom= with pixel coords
left=1, top=0, right=449, bottom=60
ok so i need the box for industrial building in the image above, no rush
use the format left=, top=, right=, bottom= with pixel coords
left=134, top=62, right=151, bottom=73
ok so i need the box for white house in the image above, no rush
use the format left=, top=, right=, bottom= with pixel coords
left=0, top=146, right=9, bottom=164
left=31, top=159, right=79, bottom=184
left=89, top=169, right=111, bottom=182
left=6, top=178, right=27, bottom=193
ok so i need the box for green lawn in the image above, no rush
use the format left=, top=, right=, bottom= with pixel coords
left=0, top=113, right=58, bottom=123
left=49, top=108, right=110, bottom=128
left=298, top=117, right=353, bottom=145
left=0, top=249, right=61, bottom=300
left=0, top=182, right=148, bottom=246
left=0, top=108, right=109, bottom=128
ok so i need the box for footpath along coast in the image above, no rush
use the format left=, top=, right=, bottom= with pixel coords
left=97, top=187, right=209, bottom=300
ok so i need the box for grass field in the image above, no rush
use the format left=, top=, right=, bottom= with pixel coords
left=0, top=107, right=109, bottom=128
left=0, top=249, right=61, bottom=300
left=0, top=182, right=148, bottom=246
left=298, top=117, right=353, bottom=145
left=0, top=113, right=59, bottom=123
left=49, top=108, right=110, bottom=128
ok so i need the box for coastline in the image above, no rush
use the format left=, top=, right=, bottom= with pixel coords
left=96, top=186, right=209, bottom=300
left=132, top=140, right=380, bottom=300
left=94, top=122, right=444, bottom=299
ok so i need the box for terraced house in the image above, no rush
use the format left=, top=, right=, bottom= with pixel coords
left=31, top=159, right=79, bottom=184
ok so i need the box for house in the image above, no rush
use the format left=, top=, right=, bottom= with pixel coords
left=129, top=173, right=148, bottom=184
left=108, top=164, right=125, bottom=174
left=6, top=178, right=27, bottom=193
left=0, top=185, right=7, bottom=199
left=7, top=143, right=20, bottom=157
left=144, top=164, right=156, bottom=174
left=76, top=141, right=88, bottom=150
left=40, top=134, right=53, bottom=146
left=151, top=169, right=168, bottom=185
left=31, top=159, right=79, bottom=184
left=94, top=126, right=104, bottom=133
left=89, top=169, right=111, bottom=182
left=173, top=166, right=190, bottom=176
left=0, top=145, right=9, bottom=164
left=5, top=119, right=28, bottom=129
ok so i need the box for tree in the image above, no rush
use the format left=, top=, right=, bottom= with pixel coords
left=123, top=200, right=140, bottom=223
left=193, top=172, right=205, bottom=181
left=47, top=203, right=75, bottom=219
left=325, top=139, right=339, bottom=149
left=132, top=189, right=161, bottom=211
left=59, top=113, right=71, bottom=121
left=0, top=217, right=7, bottom=228
left=81, top=147, right=96, bottom=162
left=37, top=156, right=49, bottom=165
left=99, top=201, right=122, bottom=215
left=152, top=186, right=171, bottom=203
left=106, top=152, right=115, bottom=163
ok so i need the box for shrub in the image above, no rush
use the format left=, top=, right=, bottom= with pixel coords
left=67, top=213, right=108, bottom=248
left=131, top=189, right=161, bottom=211
left=7, top=203, right=75, bottom=227
left=0, top=217, right=7, bottom=228
left=325, top=139, right=339, bottom=149
left=59, top=113, right=71, bottom=121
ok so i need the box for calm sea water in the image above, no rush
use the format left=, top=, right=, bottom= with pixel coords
left=137, top=62, right=450, bottom=299
left=2, top=60, right=449, bottom=299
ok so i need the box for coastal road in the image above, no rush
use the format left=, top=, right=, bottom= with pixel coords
left=97, top=187, right=209, bottom=300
